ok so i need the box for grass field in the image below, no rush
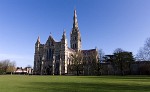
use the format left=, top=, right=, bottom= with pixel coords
left=0, top=75, right=150, bottom=92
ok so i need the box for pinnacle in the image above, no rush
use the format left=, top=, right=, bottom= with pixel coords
left=73, top=9, right=78, bottom=28
left=37, top=36, right=40, bottom=42
left=62, top=29, right=66, bottom=39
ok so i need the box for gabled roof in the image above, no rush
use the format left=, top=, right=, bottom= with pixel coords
left=68, top=47, right=75, bottom=52
left=82, top=49, right=97, bottom=53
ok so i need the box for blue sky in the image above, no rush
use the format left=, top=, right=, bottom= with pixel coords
left=0, top=0, right=150, bottom=67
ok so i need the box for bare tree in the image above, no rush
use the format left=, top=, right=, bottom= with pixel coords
left=99, top=49, right=105, bottom=63
left=6, top=61, right=16, bottom=74
left=114, top=48, right=124, bottom=54
left=0, top=60, right=16, bottom=74
left=113, top=48, right=134, bottom=75
left=71, top=51, right=83, bottom=76
left=91, top=51, right=100, bottom=75
left=136, top=38, right=150, bottom=61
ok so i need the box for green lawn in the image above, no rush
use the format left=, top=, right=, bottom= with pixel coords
left=0, top=75, right=150, bottom=92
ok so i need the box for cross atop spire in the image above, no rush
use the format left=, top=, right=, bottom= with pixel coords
left=73, top=9, right=78, bottom=28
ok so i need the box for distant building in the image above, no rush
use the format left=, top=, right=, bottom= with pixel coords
left=33, top=9, right=99, bottom=75
left=14, top=67, right=33, bottom=74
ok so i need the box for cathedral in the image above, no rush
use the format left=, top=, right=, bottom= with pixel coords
left=34, top=9, right=99, bottom=75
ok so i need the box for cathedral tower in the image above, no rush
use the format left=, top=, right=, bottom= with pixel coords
left=34, top=36, right=42, bottom=74
left=61, top=30, right=68, bottom=74
left=35, top=36, right=40, bottom=52
left=70, top=9, right=81, bottom=51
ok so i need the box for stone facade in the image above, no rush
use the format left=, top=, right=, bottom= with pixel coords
left=33, top=9, right=99, bottom=75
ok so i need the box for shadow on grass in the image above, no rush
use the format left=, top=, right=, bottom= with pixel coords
left=79, top=75, right=150, bottom=80
left=19, top=81, right=150, bottom=92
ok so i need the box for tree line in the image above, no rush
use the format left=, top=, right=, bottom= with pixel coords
left=136, top=37, right=150, bottom=61
left=69, top=37, right=150, bottom=76
left=0, top=60, right=16, bottom=74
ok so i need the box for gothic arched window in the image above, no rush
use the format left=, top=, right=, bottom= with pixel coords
left=74, top=37, right=77, bottom=40
left=75, top=44, right=76, bottom=48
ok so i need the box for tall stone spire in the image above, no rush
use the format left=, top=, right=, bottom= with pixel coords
left=70, top=9, right=81, bottom=51
left=73, top=9, right=78, bottom=28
